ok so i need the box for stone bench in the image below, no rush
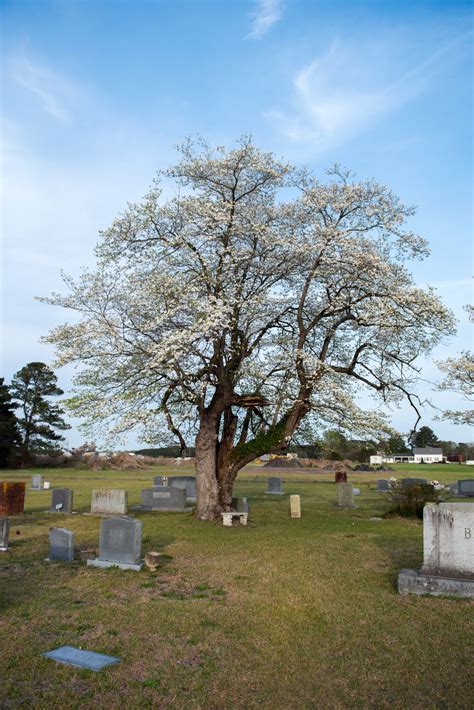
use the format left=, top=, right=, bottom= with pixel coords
left=221, top=512, right=248, bottom=527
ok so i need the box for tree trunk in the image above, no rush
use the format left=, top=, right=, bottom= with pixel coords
left=194, top=394, right=311, bottom=521
left=195, top=413, right=221, bottom=520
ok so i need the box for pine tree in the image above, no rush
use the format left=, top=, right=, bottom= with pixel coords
left=10, top=363, right=71, bottom=463
left=0, top=378, right=22, bottom=468
left=408, top=426, right=439, bottom=449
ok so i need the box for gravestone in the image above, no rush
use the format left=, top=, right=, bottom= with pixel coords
left=140, top=486, right=190, bottom=511
left=398, top=503, right=474, bottom=597
left=43, top=481, right=50, bottom=490
left=400, top=478, right=427, bottom=488
left=231, top=497, right=249, bottom=514
left=43, top=645, right=120, bottom=671
left=167, top=476, right=197, bottom=502
left=49, top=528, right=74, bottom=561
left=87, top=516, right=142, bottom=571
left=266, top=477, right=284, bottom=495
left=376, top=479, right=390, bottom=492
left=458, top=480, right=474, bottom=497
left=51, top=488, right=74, bottom=513
left=90, top=489, right=128, bottom=515
left=335, top=471, right=347, bottom=484
left=31, top=475, right=42, bottom=490
left=337, top=482, right=354, bottom=508
left=0, top=517, right=10, bottom=552
left=0, top=482, right=26, bottom=515
left=290, top=494, right=301, bottom=518
left=353, top=488, right=361, bottom=496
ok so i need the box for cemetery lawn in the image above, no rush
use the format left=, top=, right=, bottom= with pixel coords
left=1, top=465, right=472, bottom=709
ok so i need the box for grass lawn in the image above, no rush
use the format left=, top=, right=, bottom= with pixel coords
left=0, top=464, right=473, bottom=709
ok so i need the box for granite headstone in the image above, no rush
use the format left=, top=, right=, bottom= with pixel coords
left=87, top=516, right=142, bottom=571
left=266, top=477, right=284, bottom=495
left=51, top=488, right=74, bottom=513
left=0, top=517, right=10, bottom=552
left=337, top=482, right=354, bottom=508
left=49, top=528, right=74, bottom=561
left=90, top=489, right=128, bottom=515
left=141, top=486, right=189, bottom=511
left=458, top=480, right=474, bottom=497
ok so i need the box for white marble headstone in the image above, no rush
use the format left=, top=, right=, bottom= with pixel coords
left=422, top=503, right=474, bottom=577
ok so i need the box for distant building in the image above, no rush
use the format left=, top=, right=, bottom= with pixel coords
left=370, top=447, right=444, bottom=465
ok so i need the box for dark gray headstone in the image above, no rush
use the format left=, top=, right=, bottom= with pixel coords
left=458, top=480, right=474, bottom=497
left=231, top=497, right=249, bottom=513
left=400, top=478, right=428, bottom=487
left=266, top=477, right=284, bottom=495
left=376, top=479, right=390, bottom=492
left=167, top=476, right=197, bottom=501
left=31, top=474, right=42, bottom=490
left=49, top=528, right=74, bottom=561
left=98, top=516, right=142, bottom=565
left=141, top=486, right=189, bottom=511
left=51, top=488, right=74, bottom=513
left=0, top=517, right=10, bottom=552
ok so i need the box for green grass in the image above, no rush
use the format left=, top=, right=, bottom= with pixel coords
left=0, top=464, right=472, bottom=708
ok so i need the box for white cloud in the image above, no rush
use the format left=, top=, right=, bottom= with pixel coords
left=10, top=54, right=84, bottom=121
left=266, top=32, right=471, bottom=152
left=247, top=0, right=283, bottom=40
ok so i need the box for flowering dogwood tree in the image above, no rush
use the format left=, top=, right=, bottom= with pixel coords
left=436, top=305, right=474, bottom=426
left=42, top=138, right=454, bottom=519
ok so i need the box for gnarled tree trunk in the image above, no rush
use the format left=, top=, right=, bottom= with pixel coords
left=194, top=392, right=311, bottom=520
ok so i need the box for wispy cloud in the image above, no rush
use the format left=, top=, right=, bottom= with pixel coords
left=247, top=0, right=283, bottom=40
left=266, top=32, right=471, bottom=152
left=10, top=55, right=83, bottom=121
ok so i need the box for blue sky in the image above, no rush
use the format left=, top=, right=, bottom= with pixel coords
left=1, top=0, right=473, bottom=448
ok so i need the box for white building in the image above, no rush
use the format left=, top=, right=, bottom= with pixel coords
left=370, top=447, right=444, bottom=465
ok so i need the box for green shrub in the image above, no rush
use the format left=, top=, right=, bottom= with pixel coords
left=386, top=482, right=442, bottom=518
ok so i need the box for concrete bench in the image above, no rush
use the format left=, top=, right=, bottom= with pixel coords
left=221, top=512, right=248, bottom=527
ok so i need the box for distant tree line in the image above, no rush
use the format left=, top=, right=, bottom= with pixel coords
left=0, top=363, right=70, bottom=468
left=288, top=426, right=473, bottom=462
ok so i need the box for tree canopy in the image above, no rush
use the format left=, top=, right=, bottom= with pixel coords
left=0, top=378, right=22, bottom=468
left=42, top=137, right=454, bottom=518
left=10, top=362, right=70, bottom=463
left=436, top=305, right=474, bottom=427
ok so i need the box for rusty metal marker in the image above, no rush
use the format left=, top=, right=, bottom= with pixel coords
left=0, top=482, right=26, bottom=516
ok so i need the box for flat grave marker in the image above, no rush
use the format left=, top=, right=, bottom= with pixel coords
left=43, top=645, right=119, bottom=671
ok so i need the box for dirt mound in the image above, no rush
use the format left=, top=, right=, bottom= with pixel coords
left=263, top=458, right=301, bottom=468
